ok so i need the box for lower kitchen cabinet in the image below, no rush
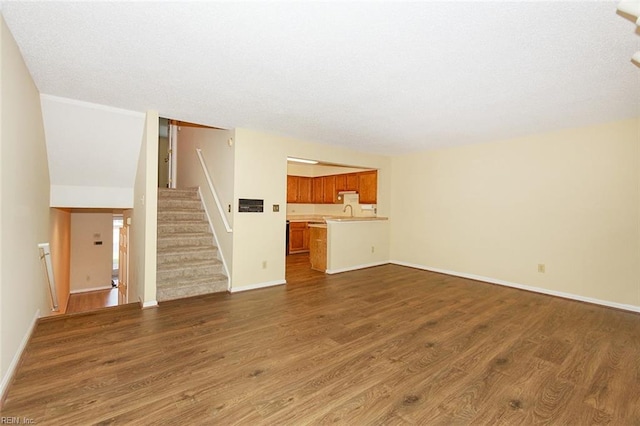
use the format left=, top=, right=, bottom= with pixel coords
left=289, top=222, right=310, bottom=253
left=310, top=226, right=327, bottom=272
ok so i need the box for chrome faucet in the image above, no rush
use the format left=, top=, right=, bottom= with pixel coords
left=343, top=204, right=353, bottom=217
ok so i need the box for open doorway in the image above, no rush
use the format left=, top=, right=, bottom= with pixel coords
left=285, top=158, right=379, bottom=281
left=65, top=210, right=123, bottom=314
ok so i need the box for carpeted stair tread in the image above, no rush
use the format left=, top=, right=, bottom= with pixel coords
left=156, top=188, right=228, bottom=301
left=157, top=257, right=222, bottom=272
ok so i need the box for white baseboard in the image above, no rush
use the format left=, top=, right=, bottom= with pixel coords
left=391, top=260, right=640, bottom=314
left=142, top=300, right=158, bottom=308
left=1, top=309, right=40, bottom=405
left=326, top=261, right=390, bottom=275
left=70, top=285, right=113, bottom=294
left=230, top=279, right=286, bottom=293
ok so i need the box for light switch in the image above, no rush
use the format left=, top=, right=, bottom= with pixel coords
left=273, top=204, right=280, bottom=212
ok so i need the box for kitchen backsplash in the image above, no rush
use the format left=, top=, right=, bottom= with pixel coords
left=287, top=203, right=376, bottom=217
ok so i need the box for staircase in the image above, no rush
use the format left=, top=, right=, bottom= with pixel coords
left=156, top=188, right=228, bottom=302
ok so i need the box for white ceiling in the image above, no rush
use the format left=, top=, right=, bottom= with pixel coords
left=1, top=1, right=639, bottom=155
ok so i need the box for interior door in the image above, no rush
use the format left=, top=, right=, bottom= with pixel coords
left=118, top=226, right=129, bottom=304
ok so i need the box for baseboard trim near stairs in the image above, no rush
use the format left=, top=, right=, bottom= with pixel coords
left=140, top=299, right=158, bottom=309
left=230, top=279, right=286, bottom=293
left=0, top=309, right=39, bottom=408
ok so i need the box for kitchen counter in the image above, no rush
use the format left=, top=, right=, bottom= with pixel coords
left=287, top=215, right=388, bottom=223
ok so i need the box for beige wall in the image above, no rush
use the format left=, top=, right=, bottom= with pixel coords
left=231, top=128, right=390, bottom=289
left=327, top=221, right=390, bottom=273
left=70, top=212, right=113, bottom=292
left=176, top=126, right=235, bottom=277
left=130, top=111, right=158, bottom=306
left=390, top=118, right=640, bottom=309
left=49, top=208, right=71, bottom=313
left=0, top=16, right=51, bottom=393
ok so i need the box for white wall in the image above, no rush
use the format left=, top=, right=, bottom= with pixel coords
left=129, top=110, right=158, bottom=306
left=41, top=95, right=145, bottom=208
left=232, top=128, right=390, bottom=290
left=390, top=118, right=640, bottom=310
left=70, top=212, right=113, bottom=292
left=176, top=126, right=234, bottom=276
left=49, top=208, right=71, bottom=313
left=0, top=16, right=51, bottom=397
left=327, top=220, right=390, bottom=273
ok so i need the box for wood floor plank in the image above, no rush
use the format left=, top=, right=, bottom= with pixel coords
left=2, top=255, right=640, bottom=424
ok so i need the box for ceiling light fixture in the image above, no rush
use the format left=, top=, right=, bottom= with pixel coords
left=617, top=0, right=640, bottom=24
left=287, top=157, right=318, bottom=165
left=616, top=1, right=640, bottom=64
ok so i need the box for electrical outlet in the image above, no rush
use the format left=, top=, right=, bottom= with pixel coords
left=371, top=246, right=375, bottom=253
left=538, top=264, right=545, bottom=273
left=273, top=204, right=279, bottom=212
left=262, top=261, right=267, bottom=269
left=228, top=204, right=231, bottom=213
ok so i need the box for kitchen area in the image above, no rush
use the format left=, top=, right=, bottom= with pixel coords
left=286, top=158, right=390, bottom=275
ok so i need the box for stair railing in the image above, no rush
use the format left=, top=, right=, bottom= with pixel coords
left=195, top=148, right=232, bottom=233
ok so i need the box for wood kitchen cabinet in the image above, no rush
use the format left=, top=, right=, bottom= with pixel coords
left=322, top=175, right=336, bottom=203
left=346, top=173, right=359, bottom=192
left=312, top=177, right=324, bottom=204
left=310, top=226, right=327, bottom=272
left=289, top=222, right=310, bottom=253
left=287, top=175, right=313, bottom=204
left=298, top=177, right=313, bottom=203
left=358, top=170, right=377, bottom=204
left=287, top=170, right=377, bottom=204
left=287, top=175, right=299, bottom=203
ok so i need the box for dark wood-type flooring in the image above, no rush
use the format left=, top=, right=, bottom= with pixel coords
left=66, top=288, right=119, bottom=314
left=2, top=254, right=640, bottom=424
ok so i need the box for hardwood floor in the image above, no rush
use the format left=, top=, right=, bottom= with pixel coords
left=66, top=288, right=119, bottom=314
left=2, top=261, right=640, bottom=424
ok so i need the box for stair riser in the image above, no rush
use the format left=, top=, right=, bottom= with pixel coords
left=158, top=199, right=203, bottom=210
left=157, top=236, right=213, bottom=249
left=158, top=190, right=199, bottom=200
left=157, top=264, right=225, bottom=282
left=158, top=211, right=205, bottom=222
left=157, top=250, right=218, bottom=265
left=158, top=223, right=211, bottom=235
left=157, top=280, right=228, bottom=301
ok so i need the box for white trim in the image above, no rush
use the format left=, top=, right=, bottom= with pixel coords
left=40, top=94, right=145, bottom=118
left=70, top=285, right=113, bottom=294
left=1, top=310, right=40, bottom=403
left=142, top=300, right=158, bottom=308
left=197, top=186, right=231, bottom=291
left=230, top=280, right=286, bottom=293
left=391, top=260, right=640, bottom=314
left=326, top=261, right=390, bottom=275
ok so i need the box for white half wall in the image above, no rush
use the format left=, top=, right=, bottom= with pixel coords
left=41, top=94, right=145, bottom=208
left=326, top=220, right=390, bottom=273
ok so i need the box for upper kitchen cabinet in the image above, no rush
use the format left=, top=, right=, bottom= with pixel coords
left=322, top=175, right=336, bottom=203
left=358, top=170, right=377, bottom=204
left=312, top=177, right=324, bottom=204
left=298, top=177, right=313, bottom=203
left=287, top=170, right=377, bottom=204
left=287, top=175, right=299, bottom=203
left=287, top=175, right=313, bottom=203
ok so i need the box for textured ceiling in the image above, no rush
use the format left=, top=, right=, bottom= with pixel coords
left=1, top=1, right=639, bottom=155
